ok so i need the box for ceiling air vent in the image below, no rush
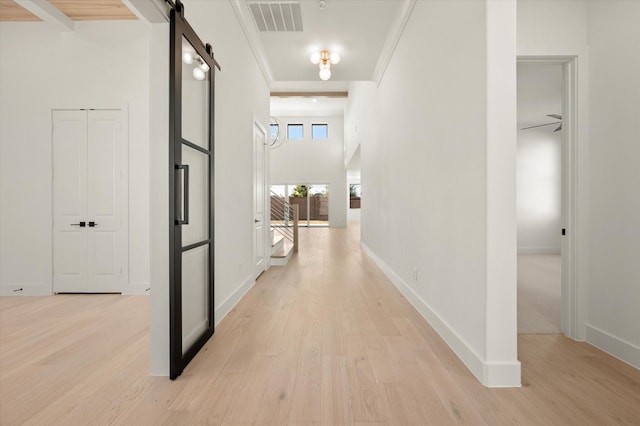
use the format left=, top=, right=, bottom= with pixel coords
left=249, top=2, right=303, bottom=32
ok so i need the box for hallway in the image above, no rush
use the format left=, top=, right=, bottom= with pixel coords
left=1, top=226, right=639, bottom=424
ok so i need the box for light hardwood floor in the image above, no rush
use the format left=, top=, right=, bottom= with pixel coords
left=1, top=226, right=639, bottom=425
left=517, top=254, right=561, bottom=334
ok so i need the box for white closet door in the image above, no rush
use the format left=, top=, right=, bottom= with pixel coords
left=53, top=110, right=126, bottom=293
left=53, top=111, right=88, bottom=291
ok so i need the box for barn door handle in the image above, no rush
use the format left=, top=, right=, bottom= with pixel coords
left=176, top=164, right=189, bottom=225
left=71, top=221, right=86, bottom=227
left=88, top=221, right=98, bottom=227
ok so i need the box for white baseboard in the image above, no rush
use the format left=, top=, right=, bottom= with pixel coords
left=0, top=283, right=52, bottom=296
left=517, top=247, right=561, bottom=255
left=586, top=324, right=640, bottom=370
left=361, top=242, right=521, bottom=388
left=122, top=282, right=151, bottom=295
left=1, top=282, right=151, bottom=296
left=214, top=274, right=255, bottom=326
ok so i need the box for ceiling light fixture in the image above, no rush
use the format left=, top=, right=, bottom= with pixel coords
left=310, top=49, right=340, bottom=81
left=183, top=49, right=209, bottom=81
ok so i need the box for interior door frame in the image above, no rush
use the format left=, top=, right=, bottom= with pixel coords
left=169, top=2, right=220, bottom=379
left=517, top=54, right=588, bottom=341
left=253, top=119, right=268, bottom=276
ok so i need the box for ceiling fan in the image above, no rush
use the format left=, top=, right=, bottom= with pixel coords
left=520, top=114, right=562, bottom=132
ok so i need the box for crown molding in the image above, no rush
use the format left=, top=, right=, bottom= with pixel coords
left=371, top=0, right=416, bottom=86
left=229, top=0, right=274, bottom=85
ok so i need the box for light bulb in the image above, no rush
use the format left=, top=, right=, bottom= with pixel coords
left=193, top=67, right=206, bottom=80
left=199, top=61, right=210, bottom=72
left=319, top=68, right=331, bottom=80
left=183, top=51, right=194, bottom=64
left=310, top=51, right=321, bottom=64
left=330, top=52, right=340, bottom=64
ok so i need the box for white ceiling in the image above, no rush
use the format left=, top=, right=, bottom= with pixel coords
left=243, top=0, right=402, bottom=84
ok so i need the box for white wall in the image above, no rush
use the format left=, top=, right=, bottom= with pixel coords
left=585, top=0, right=640, bottom=368
left=516, top=128, right=562, bottom=253
left=344, top=81, right=377, bottom=167
left=270, top=116, right=347, bottom=227
left=0, top=21, right=151, bottom=295
left=517, top=0, right=587, bottom=49
left=360, top=0, right=519, bottom=386
left=517, top=62, right=563, bottom=254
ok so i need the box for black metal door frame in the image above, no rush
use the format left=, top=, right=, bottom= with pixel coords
left=169, top=0, right=220, bottom=380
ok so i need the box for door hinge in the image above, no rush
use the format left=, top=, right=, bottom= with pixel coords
left=562, top=228, right=566, bottom=236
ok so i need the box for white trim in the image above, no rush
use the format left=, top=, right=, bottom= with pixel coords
left=122, top=282, right=150, bottom=295
left=361, top=242, right=521, bottom=388
left=0, top=283, right=52, bottom=296
left=14, top=0, right=74, bottom=31
left=229, top=0, right=274, bottom=86
left=586, top=324, right=640, bottom=370
left=517, top=247, right=561, bottom=255
left=214, top=274, right=255, bottom=326
left=253, top=119, right=268, bottom=280
left=372, top=0, right=416, bottom=86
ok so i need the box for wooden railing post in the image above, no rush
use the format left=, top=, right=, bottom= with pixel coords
left=293, top=204, right=299, bottom=253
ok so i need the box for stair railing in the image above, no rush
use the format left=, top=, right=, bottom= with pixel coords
left=270, top=190, right=299, bottom=252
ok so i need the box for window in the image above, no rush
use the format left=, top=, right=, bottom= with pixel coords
left=270, top=123, right=279, bottom=142
left=287, top=124, right=304, bottom=140
left=312, top=124, right=328, bottom=139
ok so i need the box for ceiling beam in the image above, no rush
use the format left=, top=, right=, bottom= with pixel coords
left=122, top=0, right=168, bottom=23
left=14, top=0, right=73, bottom=31
left=271, top=92, right=348, bottom=98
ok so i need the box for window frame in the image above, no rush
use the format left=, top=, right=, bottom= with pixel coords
left=287, top=123, right=304, bottom=140
left=311, top=123, right=328, bottom=140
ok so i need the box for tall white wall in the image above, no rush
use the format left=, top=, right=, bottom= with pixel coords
left=0, top=21, right=151, bottom=295
left=270, top=116, right=347, bottom=227
left=344, top=81, right=376, bottom=167
left=585, top=1, right=640, bottom=368
left=360, top=0, right=519, bottom=386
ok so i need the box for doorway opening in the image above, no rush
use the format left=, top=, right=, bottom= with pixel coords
left=516, top=57, right=579, bottom=337
left=270, top=184, right=329, bottom=227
